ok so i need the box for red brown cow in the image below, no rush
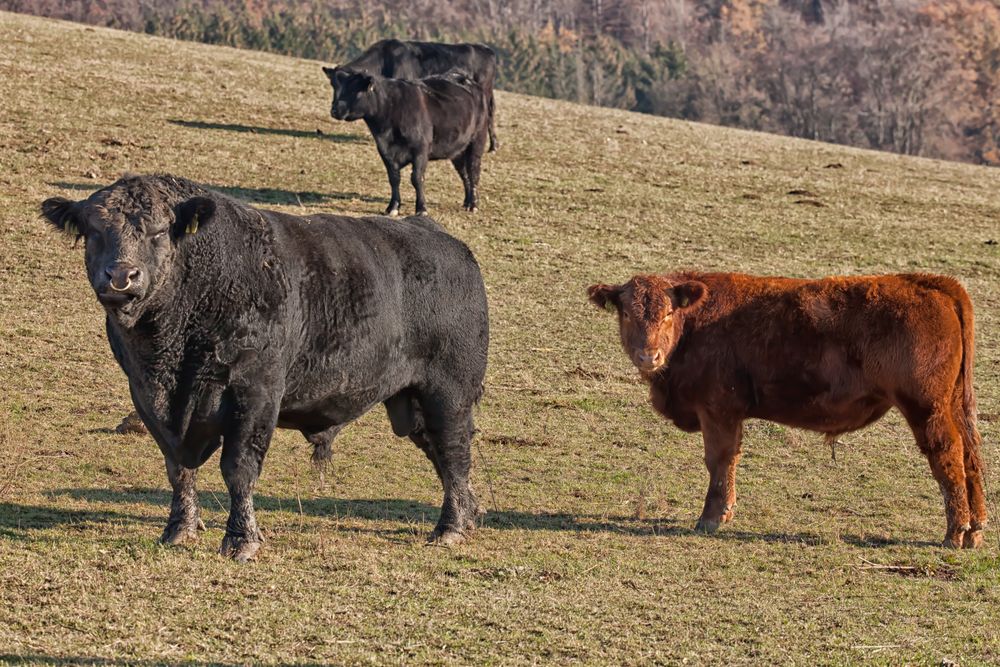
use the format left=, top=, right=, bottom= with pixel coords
left=588, top=272, right=986, bottom=548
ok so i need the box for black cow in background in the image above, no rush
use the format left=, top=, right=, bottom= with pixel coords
left=334, top=39, right=500, bottom=153
left=41, top=174, right=490, bottom=562
left=325, top=69, right=490, bottom=216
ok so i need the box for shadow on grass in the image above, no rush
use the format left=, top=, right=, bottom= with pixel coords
left=168, top=118, right=366, bottom=144
left=0, top=501, right=155, bottom=534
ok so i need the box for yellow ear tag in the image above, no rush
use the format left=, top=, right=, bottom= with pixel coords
left=186, top=214, right=199, bottom=235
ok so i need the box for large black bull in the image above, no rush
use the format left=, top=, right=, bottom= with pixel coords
left=329, top=39, right=499, bottom=152
left=41, top=174, right=489, bottom=561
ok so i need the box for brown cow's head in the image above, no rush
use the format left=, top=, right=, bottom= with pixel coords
left=588, top=275, right=707, bottom=373
left=40, top=176, right=215, bottom=327
left=323, top=66, right=376, bottom=122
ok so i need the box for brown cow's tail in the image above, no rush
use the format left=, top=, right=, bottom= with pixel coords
left=954, top=284, right=979, bottom=447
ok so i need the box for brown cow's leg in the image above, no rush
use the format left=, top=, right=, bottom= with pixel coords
left=696, top=419, right=743, bottom=533
left=957, top=402, right=987, bottom=548
left=906, top=407, right=971, bottom=548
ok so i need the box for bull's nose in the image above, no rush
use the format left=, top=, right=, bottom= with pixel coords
left=105, top=264, right=142, bottom=291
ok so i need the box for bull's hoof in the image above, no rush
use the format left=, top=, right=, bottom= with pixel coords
left=160, top=518, right=205, bottom=546
left=415, top=208, right=429, bottom=216
left=385, top=207, right=400, bottom=217
left=115, top=412, right=148, bottom=435
left=464, top=205, right=478, bottom=213
left=963, top=530, right=985, bottom=549
left=220, top=534, right=262, bottom=562
left=428, top=527, right=468, bottom=547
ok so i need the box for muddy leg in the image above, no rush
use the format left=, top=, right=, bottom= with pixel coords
left=160, top=457, right=204, bottom=546
left=219, top=405, right=277, bottom=562
left=696, top=419, right=743, bottom=533
left=906, top=408, right=970, bottom=548
left=425, top=408, right=480, bottom=545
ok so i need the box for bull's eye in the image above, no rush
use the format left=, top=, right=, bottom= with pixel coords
left=152, top=230, right=167, bottom=240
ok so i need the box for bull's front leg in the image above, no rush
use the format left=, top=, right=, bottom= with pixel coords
left=219, top=400, right=278, bottom=562
left=696, top=418, right=744, bottom=533
left=160, top=457, right=204, bottom=546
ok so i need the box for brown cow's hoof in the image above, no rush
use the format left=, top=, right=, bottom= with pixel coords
left=695, top=518, right=721, bottom=534
left=963, top=530, right=985, bottom=549
left=220, top=534, right=262, bottom=562
left=115, top=412, right=148, bottom=435
left=160, top=518, right=205, bottom=546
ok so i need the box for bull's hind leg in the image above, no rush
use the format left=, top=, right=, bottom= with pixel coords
left=902, top=403, right=971, bottom=548
left=696, top=418, right=743, bottom=533
left=463, top=143, right=484, bottom=213
left=381, top=156, right=402, bottom=216
left=160, top=457, right=205, bottom=546
left=411, top=154, right=429, bottom=215
left=420, top=398, right=480, bottom=545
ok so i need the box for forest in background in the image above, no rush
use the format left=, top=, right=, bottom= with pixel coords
left=3, top=0, right=999, bottom=165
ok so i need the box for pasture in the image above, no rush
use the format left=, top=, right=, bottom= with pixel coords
left=1, top=10, right=1000, bottom=665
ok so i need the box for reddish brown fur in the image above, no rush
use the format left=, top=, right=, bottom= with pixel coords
left=588, top=272, right=986, bottom=548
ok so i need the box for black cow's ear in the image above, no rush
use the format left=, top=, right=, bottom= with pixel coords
left=588, top=283, right=622, bottom=312
left=40, top=196, right=84, bottom=240
left=362, top=74, right=374, bottom=92
left=322, top=66, right=338, bottom=82
left=670, top=281, right=707, bottom=311
left=173, top=197, right=217, bottom=239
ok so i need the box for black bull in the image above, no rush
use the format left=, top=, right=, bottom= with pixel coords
left=41, top=174, right=489, bottom=561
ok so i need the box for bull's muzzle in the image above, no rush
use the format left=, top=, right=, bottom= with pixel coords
left=98, top=263, right=145, bottom=308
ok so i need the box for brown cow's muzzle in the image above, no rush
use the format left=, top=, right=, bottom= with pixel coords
left=634, top=348, right=665, bottom=372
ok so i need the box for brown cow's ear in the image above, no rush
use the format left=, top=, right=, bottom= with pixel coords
left=670, top=281, right=707, bottom=311
left=588, top=284, right=622, bottom=312
left=40, top=196, right=84, bottom=241
left=173, top=197, right=217, bottom=239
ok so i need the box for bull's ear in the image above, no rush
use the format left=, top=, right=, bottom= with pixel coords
left=588, top=283, right=622, bottom=312
left=322, top=65, right=338, bottom=83
left=40, top=196, right=84, bottom=240
left=669, top=281, right=707, bottom=311
left=361, top=74, right=374, bottom=92
left=173, top=197, right=217, bottom=239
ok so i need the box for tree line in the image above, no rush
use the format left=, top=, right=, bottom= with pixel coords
left=4, top=0, right=998, bottom=165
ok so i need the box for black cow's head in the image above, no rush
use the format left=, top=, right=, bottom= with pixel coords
left=323, top=66, right=376, bottom=121
left=41, top=177, right=216, bottom=327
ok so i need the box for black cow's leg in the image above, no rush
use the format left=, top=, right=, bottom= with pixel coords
left=696, top=418, right=743, bottom=533
left=219, top=404, right=278, bottom=562
left=412, top=154, right=429, bottom=215
left=487, top=92, right=499, bottom=152
left=383, top=158, right=402, bottom=216
left=427, top=408, right=480, bottom=545
left=160, top=457, right=204, bottom=546
left=451, top=157, right=472, bottom=210
left=464, top=144, right=484, bottom=213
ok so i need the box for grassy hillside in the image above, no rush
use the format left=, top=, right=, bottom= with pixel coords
left=1, top=10, right=999, bottom=665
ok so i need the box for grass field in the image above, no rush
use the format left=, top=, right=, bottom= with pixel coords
left=2, top=10, right=1000, bottom=665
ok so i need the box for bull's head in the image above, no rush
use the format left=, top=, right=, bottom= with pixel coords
left=588, top=275, right=707, bottom=373
left=322, top=66, right=375, bottom=122
left=41, top=179, right=216, bottom=327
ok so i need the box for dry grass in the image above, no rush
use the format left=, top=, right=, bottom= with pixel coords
left=1, top=10, right=1000, bottom=665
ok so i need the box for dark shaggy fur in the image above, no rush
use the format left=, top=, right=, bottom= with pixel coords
left=327, top=38, right=499, bottom=152
left=41, top=174, right=490, bottom=561
left=325, top=68, right=490, bottom=216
